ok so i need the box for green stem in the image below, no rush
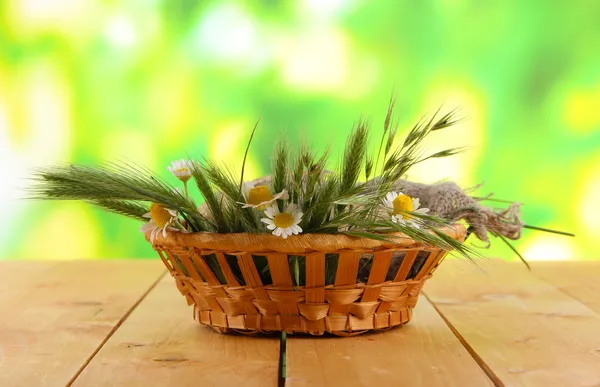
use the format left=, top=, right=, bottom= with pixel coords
left=173, top=220, right=187, bottom=231
left=278, top=331, right=287, bottom=387
left=239, top=119, right=261, bottom=196
left=183, top=180, right=189, bottom=198
left=523, top=224, right=574, bottom=237
left=293, top=256, right=300, bottom=290
left=498, top=234, right=530, bottom=271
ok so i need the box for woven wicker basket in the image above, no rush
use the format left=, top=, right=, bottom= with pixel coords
left=146, top=224, right=466, bottom=336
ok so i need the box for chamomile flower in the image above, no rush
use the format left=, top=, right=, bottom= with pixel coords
left=240, top=182, right=289, bottom=210
left=261, top=203, right=303, bottom=239
left=167, top=159, right=193, bottom=182
left=382, top=191, right=430, bottom=228
left=139, top=203, right=179, bottom=243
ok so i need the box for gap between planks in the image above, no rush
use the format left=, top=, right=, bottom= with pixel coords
left=0, top=260, right=166, bottom=387
left=285, top=296, right=493, bottom=387
left=423, top=292, right=504, bottom=387
left=71, top=276, right=281, bottom=387
left=66, top=270, right=167, bottom=386
left=423, top=258, right=600, bottom=387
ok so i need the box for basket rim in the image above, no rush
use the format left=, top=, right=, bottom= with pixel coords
left=145, top=223, right=467, bottom=254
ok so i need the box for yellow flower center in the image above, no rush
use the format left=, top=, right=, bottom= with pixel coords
left=247, top=185, right=273, bottom=207
left=273, top=212, right=294, bottom=228
left=392, top=194, right=413, bottom=217
left=174, top=167, right=191, bottom=182
left=150, top=203, right=173, bottom=228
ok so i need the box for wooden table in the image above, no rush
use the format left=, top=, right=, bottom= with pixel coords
left=1, top=259, right=599, bottom=387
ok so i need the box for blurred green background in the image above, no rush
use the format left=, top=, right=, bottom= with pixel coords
left=1, top=0, right=598, bottom=261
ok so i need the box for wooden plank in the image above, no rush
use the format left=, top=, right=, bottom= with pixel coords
left=286, top=297, right=493, bottom=386
left=0, top=261, right=57, bottom=296
left=72, top=275, right=280, bottom=387
left=0, top=260, right=165, bottom=387
left=532, top=261, right=600, bottom=316
left=424, top=258, right=600, bottom=387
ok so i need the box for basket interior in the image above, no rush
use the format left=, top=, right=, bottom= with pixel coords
left=159, top=248, right=440, bottom=289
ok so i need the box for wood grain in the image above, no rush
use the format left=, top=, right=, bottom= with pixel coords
left=532, top=261, right=600, bottom=316
left=72, top=275, right=280, bottom=387
left=0, top=260, right=165, bottom=387
left=286, top=296, right=493, bottom=387
left=424, top=258, right=600, bottom=387
left=0, top=261, right=57, bottom=298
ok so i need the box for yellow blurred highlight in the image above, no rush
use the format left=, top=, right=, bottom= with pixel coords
left=0, top=64, right=72, bottom=251
left=21, top=203, right=100, bottom=260
left=6, top=0, right=100, bottom=42
left=564, top=84, right=600, bottom=133
left=12, top=63, right=72, bottom=160
left=521, top=234, right=578, bottom=261
left=277, top=27, right=350, bottom=93
left=210, top=121, right=261, bottom=180
left=577, top=155, right=600, bottom=241
left=100, top=129, right=157, bottom=171
left=407, top=78, right=486, bottom=188
left=147, top=66, right=197, bottom=137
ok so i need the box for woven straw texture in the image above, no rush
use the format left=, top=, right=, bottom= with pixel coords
left=146, top=224, right=466, bottom=335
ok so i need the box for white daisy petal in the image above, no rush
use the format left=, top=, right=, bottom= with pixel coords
left=263, top=206, right=273, bottom=218
left=143, top=212, right=151, bottom=218
left=242, top=181, right=254, bottom=200
left=167, top=159, right=193, bottom=181
left=268, top=205, right=279, bottom=218
left=392, top=215, right=406, bottom=224
left=412, top=197, right=420, bottom=209
left=266, top=201, right=304, bottom=239
left=273, top=189, right=289, bottom=201
left=266, top=224, right=276, bottom=230
left=139, top=221, right=155, bottom=232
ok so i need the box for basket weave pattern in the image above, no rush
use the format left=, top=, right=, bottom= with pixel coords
left=149, top=225, right=466, bottom=335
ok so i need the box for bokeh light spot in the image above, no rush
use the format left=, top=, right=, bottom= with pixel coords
left=104, top=15, right=137, bottom=48
left=7, top=0, right=99, bottom=41
left=191, top=3, right=266, bottom=72
left=300, top=0, right=353, bottom=19
left=577, top=156, right=600, bottom=241
left=521, top=234, right=577, bottom=261
left=277, top=28, right=350, bottom=93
